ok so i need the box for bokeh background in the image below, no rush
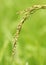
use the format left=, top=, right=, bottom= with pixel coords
left=0, top=0, right=46, bottom=65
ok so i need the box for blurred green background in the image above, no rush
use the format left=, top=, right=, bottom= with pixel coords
left=0, top=0, right=46, bottom=65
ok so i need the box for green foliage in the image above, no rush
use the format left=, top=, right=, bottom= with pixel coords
left=0, top=0, right=46, bottom=65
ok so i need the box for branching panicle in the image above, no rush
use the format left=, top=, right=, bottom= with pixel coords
left=12, top=5, right=46, bottom=58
